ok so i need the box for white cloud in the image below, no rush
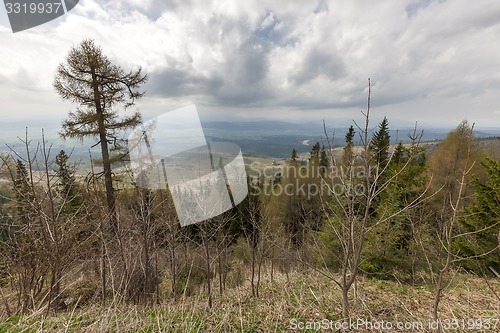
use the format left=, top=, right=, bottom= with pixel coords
left=0, top=0, right=499, bottom=129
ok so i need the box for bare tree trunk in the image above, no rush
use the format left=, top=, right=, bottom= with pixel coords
left=140, top=189, right=152, bottom=303
left=256, top=251, right=263, bottom=297
left=433, top=268, right=446, bottom=323
left=155, top=252, right=160, bottom=304
left=90, top=68, right=115, bottom=307
left=91, top=68, right=130, bottom=303
left=218, top=246, right=223, bottom=295
left=91, top=69, right=117, bottom=232
left=251, top=244, right=256, bottom=297
left=170, top=237, right=177, bottom=300
left=144, top=223, right=150, bottom=302
left=47, top=270, right=56, bottom=315
left=101, top=238, right=107, bottom=306
left=203, top=230, right=212, bottom=308
left=341, top=285, right=350, bottom=320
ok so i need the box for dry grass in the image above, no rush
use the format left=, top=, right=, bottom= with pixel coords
left=1, top=268, right=498, bottom=332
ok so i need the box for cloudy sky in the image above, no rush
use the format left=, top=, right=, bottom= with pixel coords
left=1, top=0, right=500, bottom=137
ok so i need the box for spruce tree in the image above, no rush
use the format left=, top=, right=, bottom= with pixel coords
left=392, top=142, right=405, bottom=165
left=290, top=148, right=298, bottom=163
left=370, top=117, right=391, bottom=167
left=55, top=150, right=82, bottom=213
left=14, top=160, right=32, bottom=223
left=320, top=145, right=329, bottom=174
left=343, top=125, right=355, bottom=165
left=309, top=142, right=321, bottom=176
left=345, top=125, right=355, bottom=146
left=310, top=142, right=321, bottom=160
left=362, top=142, right=429, bottom=279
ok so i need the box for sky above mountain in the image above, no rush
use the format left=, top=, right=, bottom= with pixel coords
left=1, top=0, right=500, bottom=134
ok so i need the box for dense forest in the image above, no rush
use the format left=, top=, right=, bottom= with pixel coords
left=0, top=40, right=499, bottom=332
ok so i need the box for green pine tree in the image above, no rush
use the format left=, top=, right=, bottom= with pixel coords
left=454, top=157, right=500, bottom=273
left=14, top=160, right=33, bottom=223
left=290, top=148, right=298, bottom=163
left=55, top=150, right=83, bottom=213
left=310, top=142, right=321, bottom=160
left=362, top=138, right=429, bottom=280
left=370, top=117, right=391, bottom=168
left=320, top=145, right=329, bottom=174
left=392, top=142, right=405, bottom=165
left=342, top=125, right=356, bottom=165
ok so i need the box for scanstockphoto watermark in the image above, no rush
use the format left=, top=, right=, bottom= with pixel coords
left=289, top=318, right=425, bottom=331
left=248, top=162, right=376, bottom=199
left=3, top=0, right=79, bottom=33
left=289, top=318, right=500, bottom=331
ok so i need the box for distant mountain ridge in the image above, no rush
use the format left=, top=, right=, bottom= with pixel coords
left=1, top=120, right=498, bottom=159
left=201, top=120, right=500, bottom=157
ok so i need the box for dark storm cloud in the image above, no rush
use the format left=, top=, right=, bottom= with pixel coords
left=214, top=35, right=274, bottom=106
left=281, top=97, right=364, bottom=110
left=146, top=35, right=274, bottom=106
left=145, top=11, right=276, bottom=107
left=147, top=67, right=224, bottom=97
left=291, top=48, right=346, bottom=85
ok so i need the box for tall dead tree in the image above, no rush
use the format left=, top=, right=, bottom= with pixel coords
left=54, top=38, right=146, bottom=230
left=53, top=39, right=147, bottom=304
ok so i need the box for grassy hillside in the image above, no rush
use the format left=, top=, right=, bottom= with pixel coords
left=1, top=128, right=498, bottom=333
left=1, top=268, right=498, bottom=332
